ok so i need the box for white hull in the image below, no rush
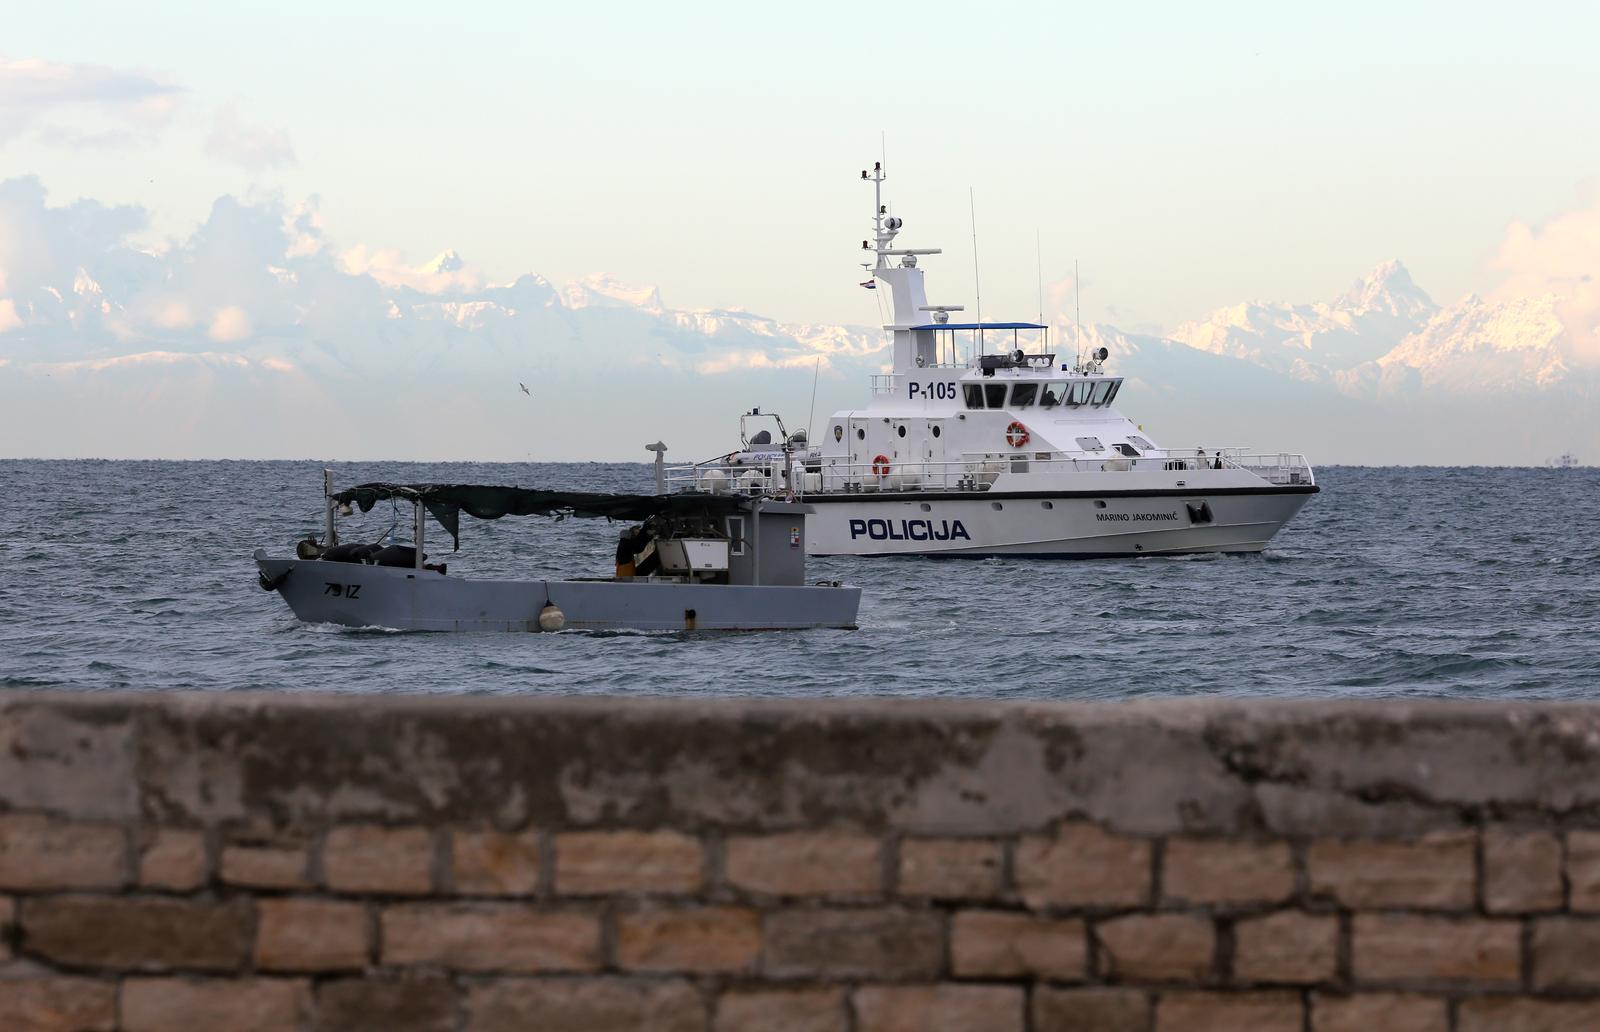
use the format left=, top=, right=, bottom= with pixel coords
left=804, top=487, right=1315, bottom=557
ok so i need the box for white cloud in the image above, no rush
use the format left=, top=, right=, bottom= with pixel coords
left=207, top=305, right=251, bottom=342
left=1490, top=190, right=1600, bottom=366
left=0, top=298, right=21, bottom=332
left=0, top=56, right=180, bottom=144
left=206, top=103, right=295, bottom=170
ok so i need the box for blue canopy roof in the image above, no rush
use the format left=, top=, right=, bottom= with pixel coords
left=908, top=321, right=1048, bottom=331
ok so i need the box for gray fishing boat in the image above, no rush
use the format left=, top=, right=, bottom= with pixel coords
left=255, top=472, right=860, bottom=632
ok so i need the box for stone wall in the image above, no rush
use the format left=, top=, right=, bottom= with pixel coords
left=2, top=689, right=1600, bottom=1031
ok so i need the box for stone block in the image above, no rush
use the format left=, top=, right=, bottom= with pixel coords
left=0, top=978, right=116, bottom=1031
left=138, top=829, right=208, bottom=891
left=555, top=830, right=703, bottom=895
left=1016, top=823, right=1151, bottom=908
left=950, top=909, right=1088, bottom=979
left=1351, top=914, right=1519, bottom=985
left=1036, top=985, right=1152, bottom=1030
left=22, top=895, right=251, bottom=971
left=1095, top=913, right=1215, bottom=982
left=763, top=908, right=944, bottom=979
left=897, top=837, right=1005, bottom=900
left=1307, top=834, right=1475, bottom=909
left=725, top=830, right=882, bottom=897
left=452, top=829, right=542, bottom=895
left=1484, top=829, right=1562, bottom=913
left=1031, top=987, right=1151, bottom=1032
left=315, top=977, right=459, bottom=1032
left=465, top=977, right=704, bottom=1032
left=1532, top=917, right=1600, bottom=990
left=255, top=897, right=369, bottom=971
left=323, top=825, right=435, bottom=895
left=0, top=815, right=126, bottom=890
left=617, top=905, right=761, bottom=973
left=1311, top=993, right=1448, bottom=1032
left=1155, top=992, right=1302, bottom=1031
left=382, top=902, right=600, bottom=972
left=1233, top=911, right=1338, bottom=983
left=713, top=988, right=846, bottom=1032
left=1567, top=831, right=1600, bottom=912
left=121, top=977, right=309, bottom=1032
left=221, top=843, right=311, bottom=890
left=1162, top=838, right=1295, bottom=906
left=1457, top=998, right=1600, bottom=1032
left=853, top=984, right=1025, bottom=1032
left=0, top=699, right=138, bottom=820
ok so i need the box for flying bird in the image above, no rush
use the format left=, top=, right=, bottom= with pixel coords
left=519, top=382, right=530, bottom=396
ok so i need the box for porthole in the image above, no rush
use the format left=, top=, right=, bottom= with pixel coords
left=991, top=502, right=1004, bottom=511
left=856, top=428, right=866, bottom=440
left=1041, top=501, right=1054, bottom=510
left=1094, top=500, right=1107, bottom=509
left=920, top=503, right=932, bottom=512
left=897, top=425, right=906, bottom=438
left=931, top=425, right=941, bottom=438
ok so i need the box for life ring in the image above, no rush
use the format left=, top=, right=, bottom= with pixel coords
left=871, top=454, right=892, bottom=476
left=1005, top=421, right=1030, bottom=448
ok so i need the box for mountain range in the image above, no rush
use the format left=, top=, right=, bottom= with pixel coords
left=0, top=180, right=1593, bottom=464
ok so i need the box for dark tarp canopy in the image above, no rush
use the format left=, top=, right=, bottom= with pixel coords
left=331, top=483, right=744, bottom=551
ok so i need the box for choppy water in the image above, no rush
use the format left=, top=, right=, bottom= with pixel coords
left=0, top=461, right=1595, bottom=698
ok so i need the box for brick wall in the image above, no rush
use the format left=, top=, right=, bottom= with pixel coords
left=2, top=690, right=1600, bottom=1031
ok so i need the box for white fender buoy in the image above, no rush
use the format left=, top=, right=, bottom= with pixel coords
left=538, top=604, right=566, bottom=632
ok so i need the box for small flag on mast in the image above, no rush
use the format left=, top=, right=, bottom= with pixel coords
left=859, top=280, right=876, bottom=289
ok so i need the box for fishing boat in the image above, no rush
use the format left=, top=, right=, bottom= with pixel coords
left=255, top=472, right=860, bottom=631
left=667, top=162, right=1319, bottom=558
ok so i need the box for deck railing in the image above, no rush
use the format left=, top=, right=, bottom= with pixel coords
left=665, top=449, right=1314, bottom=497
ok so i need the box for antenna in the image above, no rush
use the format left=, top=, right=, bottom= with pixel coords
left=1036, top=230, right=1044, bottom=329
left=805, top=355, right=821, bottom=441
left=1074, top=259, right=1083, bottom=368
left=969, top=187, right=983, bottom=357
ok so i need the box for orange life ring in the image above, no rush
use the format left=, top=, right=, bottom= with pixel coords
left=871, top=454, right=892, bottom=476
left=1005, top=421, right=1030, bottom=448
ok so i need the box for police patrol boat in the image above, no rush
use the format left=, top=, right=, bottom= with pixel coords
left=254, top=471, right=859, bottom=631
left=667, top=162, right=1319, bottom=558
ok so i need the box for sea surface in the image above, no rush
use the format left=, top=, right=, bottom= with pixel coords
left=1, top=461, right=1595, bottom=699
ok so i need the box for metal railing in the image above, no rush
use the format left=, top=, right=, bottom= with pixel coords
left=665, top=448, right=1315, bottom=497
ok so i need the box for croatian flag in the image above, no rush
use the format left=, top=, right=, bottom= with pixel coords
left=859, top=279, right=876, bottom=289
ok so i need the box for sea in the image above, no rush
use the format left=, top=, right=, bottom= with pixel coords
left=1, top=461, right=1595, bottom=700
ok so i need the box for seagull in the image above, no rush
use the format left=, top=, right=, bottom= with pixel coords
left=519, top=382, right=530, bottom=396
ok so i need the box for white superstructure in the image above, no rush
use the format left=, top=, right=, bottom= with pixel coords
left=669, top=162, right=1319, bottom=558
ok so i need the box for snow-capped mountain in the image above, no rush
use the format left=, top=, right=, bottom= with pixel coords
left=1, top=176, right=1594, bottom=463
left=1167, top=260, right=1439, bottom=380
left=1168, top=259, right=1595, bottom=398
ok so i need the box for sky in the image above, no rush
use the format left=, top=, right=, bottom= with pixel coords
left=1, top=2, right=1598, bottom=464
left=5, top=0, right=1600, bottom=333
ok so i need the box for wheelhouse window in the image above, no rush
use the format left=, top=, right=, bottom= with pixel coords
left=1068, top=381, right=1093, bottom=406
left=963, top=384, right=984, bottom=409
left=1090, top=380, right=1114, bottom=405
left=1010, top=383, right=1038, bottom=407
left=1075, top=436, right=1104, bottom=452
left=984, top=384, right=1007, bottom=408
left=1040, top=383, right=1066, bottom=408
left=1104, top=379, right=1122, bottom=405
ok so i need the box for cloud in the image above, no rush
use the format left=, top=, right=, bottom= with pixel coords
left=0, top=56, right=181, bottom=144
left=1490, top=190, right=1600, bottom=365
left=0, top=298, right=21, bottom=332
left=206, top=103, right=296, bottom=170
left=208, top=305, right=251, bottom=342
